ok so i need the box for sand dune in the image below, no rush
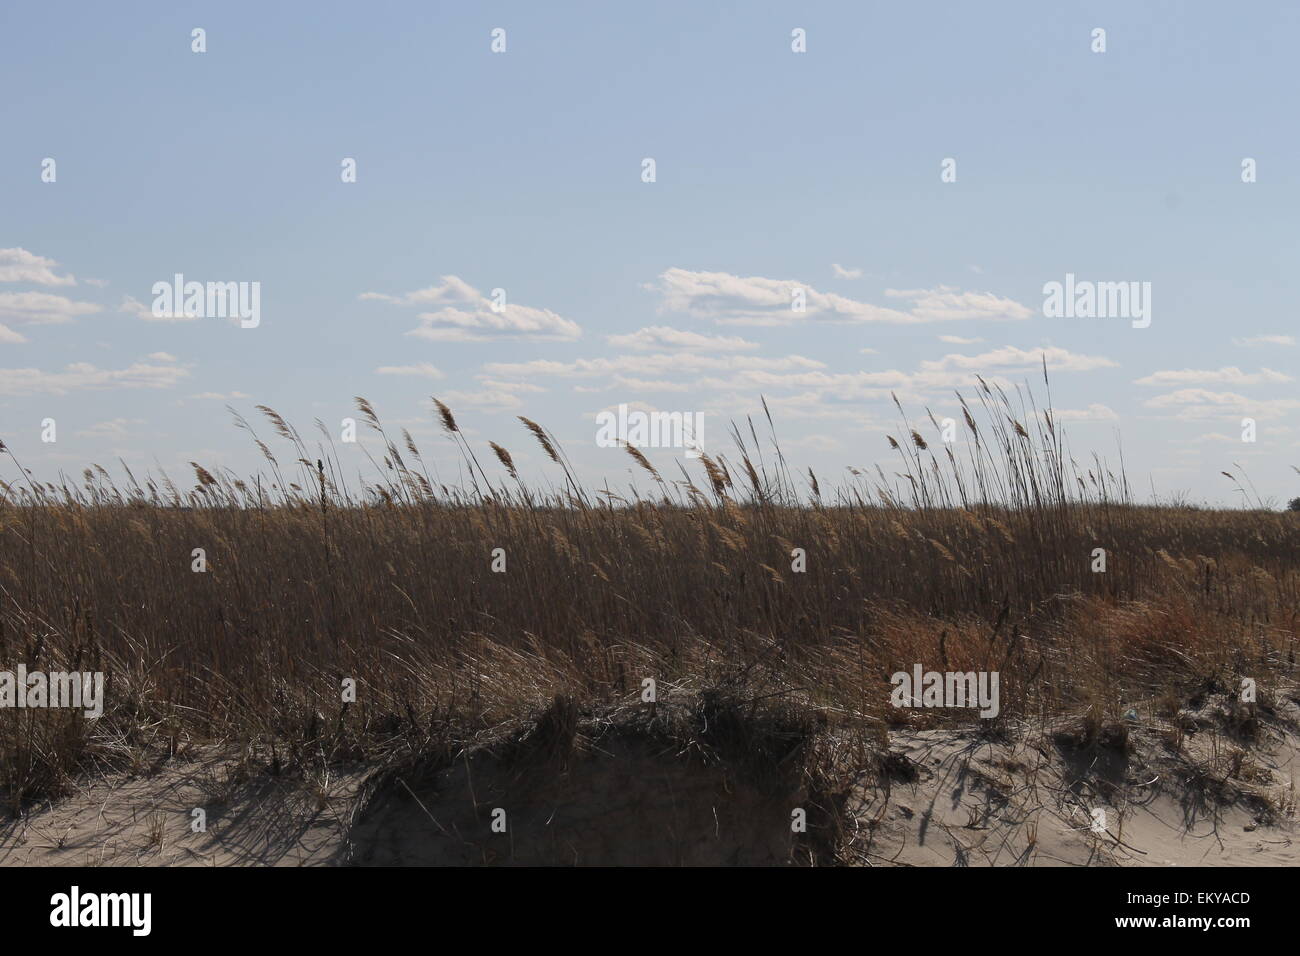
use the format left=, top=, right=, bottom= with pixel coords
left=3, top=685, right=1294, bottom=867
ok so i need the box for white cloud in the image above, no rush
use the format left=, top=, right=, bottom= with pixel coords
left=76, top=418, right=144, bottom=439
left=376, top=362, right=444, bottom=379
left=831, top=263, right=863, bottom=279
left=1143, top=388, right=1300, bottom=421
left=480, top=343, right=1105, bottom=418
left=119, top=294, right=197, bottom=322
left=147, top=352, right=178, bottom=363
left=884, top=286, right=1035, bottom=323
left=1134, top=367, right=1292, bottom=386
left=606, top=326, right=758, bottom=351
left=481, top=346, right=1088, bottom=404
left=0, top=359, right=190, bottom=396
left=0, top=248, right=76, bottom=286
left=1051, top=404, right=1118, bottom=422
left=362, top=276, right=581, bottom=342
left=434, top=389, right=526, bottom=412
left=1146, top=389, right=1253, bottom=408
left=702, top=391, right=882, bottom=426
left=477, top=379, right=546, bottom=394
left=688, top=367, right=1013, bottom=397
left=587, top=400, right=660, bottom=419
left=0, top=291, right=102, bottom=325
left=0, top=324, right=27, bottom=343
left=361, top=276, right=479, bottom=307
left=610, top=376, right=691, bottom=392
left=938, top=335, right=983, bottom=345
left=651, top=269, right=1031, bottom=326
left=920, top=345, right=1117, bottom=373
left=482, top=353, right=825, bottom=380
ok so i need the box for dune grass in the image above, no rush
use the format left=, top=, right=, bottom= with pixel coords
left=0, top=375, right=1296, bottom=812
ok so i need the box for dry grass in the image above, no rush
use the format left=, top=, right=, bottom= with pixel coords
left=0, top=376, right=1296, bottom=825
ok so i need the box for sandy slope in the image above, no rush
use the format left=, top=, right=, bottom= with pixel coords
left=0, top=757, right=365, bottom=867
left=2, top=692, right=1295, bottom=866
left=850, top=722, right=1297, bottom=867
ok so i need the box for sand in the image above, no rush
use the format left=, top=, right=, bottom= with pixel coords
left=2, top=689, right=1295, bottom=867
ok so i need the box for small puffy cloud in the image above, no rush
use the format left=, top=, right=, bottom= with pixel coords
left=606, top=326, right=758, bottom=351
left=831, top=263, right=863, bottom=279
left=0, top=248, right=76, bottom=286
left=376, top=362, right=444, bottom=379
left=362, top=276, right=581, bottom=342
left=147, top=352, right=178, bottom=363
left=939, top=335, right=983, bottom=345
left=1134, top=367, right=1291, bottom=386
left=0, top=291, right=101, bottom=325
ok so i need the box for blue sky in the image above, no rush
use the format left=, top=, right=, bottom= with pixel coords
left=3, top=1, right=1298, bottom=504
